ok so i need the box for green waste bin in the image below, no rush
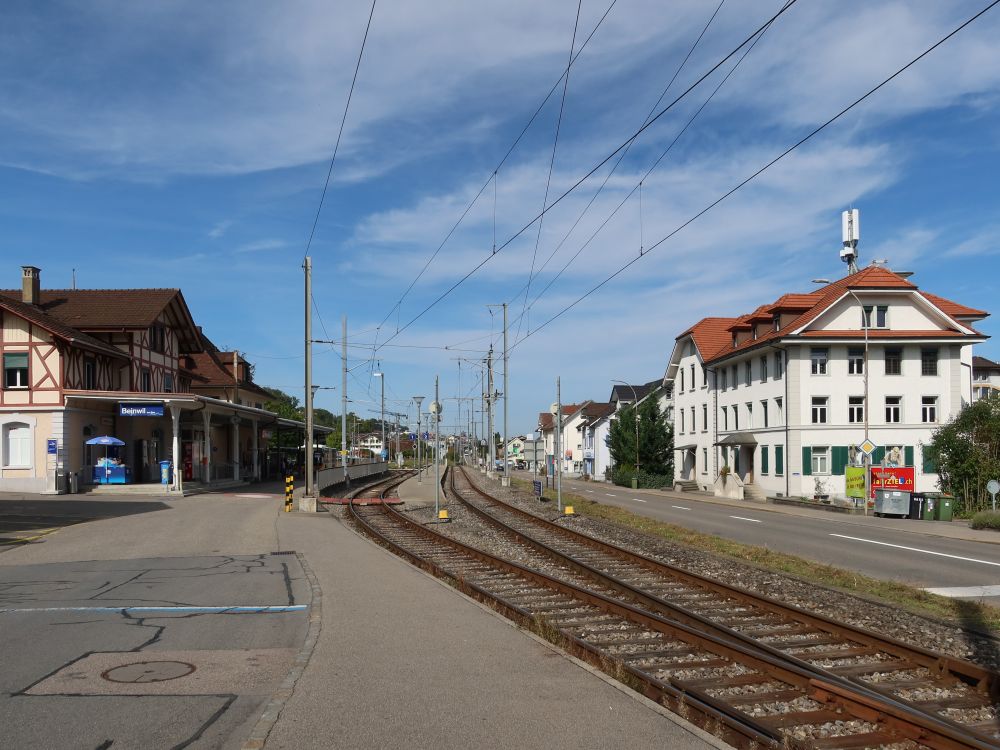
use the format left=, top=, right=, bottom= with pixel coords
left=933, top=495, right=953, bottom=522
left=921, top=495, right=936, bottom=521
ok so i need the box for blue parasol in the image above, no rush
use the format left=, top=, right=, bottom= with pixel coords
left=86, top=435, right=125, bottom=446
left=86, top=436, right=125, bottom=482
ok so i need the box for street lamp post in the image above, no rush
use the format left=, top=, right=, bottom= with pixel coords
left=611, top=380, right=640, bottom=489
left=413, top=396, right=425, bottom=481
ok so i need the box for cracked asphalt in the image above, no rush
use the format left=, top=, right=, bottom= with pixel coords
left=0, top=493, right=309, bottom=749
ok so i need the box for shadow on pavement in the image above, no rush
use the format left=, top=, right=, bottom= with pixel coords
left=0, top=499, right=170, bottom=547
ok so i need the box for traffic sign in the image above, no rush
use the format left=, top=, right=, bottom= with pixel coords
left=408, top=433, right=416, bottom=441
left=857, top=439, right=877, bottom=457
left=988, top=479, right=999, bottom=510
left=532, top=480, right=542, bottom=498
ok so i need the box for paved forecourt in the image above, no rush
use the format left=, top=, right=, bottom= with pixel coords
left=0, top=484, right=724, bottom=750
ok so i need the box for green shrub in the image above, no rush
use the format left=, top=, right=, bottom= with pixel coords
left=970, top=510, right=1000, bottom=531
left=612, top=467, right=673, bottom=489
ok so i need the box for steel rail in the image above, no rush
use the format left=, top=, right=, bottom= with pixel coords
left=345, top=467, right=997, bottom=749
left=449, top=466, right=1000, bottom=747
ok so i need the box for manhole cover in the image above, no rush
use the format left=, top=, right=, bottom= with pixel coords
left=101, top=660, right=196, bottom=684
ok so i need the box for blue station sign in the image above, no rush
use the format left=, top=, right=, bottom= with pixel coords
left=119, top=403, right=165, bottom=417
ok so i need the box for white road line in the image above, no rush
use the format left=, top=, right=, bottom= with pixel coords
left=633, top=498, right=646, bottom=503
left=730, top=515, right=762, bottom=523
left=923, top=585, right=1000, bottom=598
left=830, top=534, right=1000, bottom=568
left=672, top=505, right=691, bottom=511
left=0, top=605, right=308, bottom=615
left=605, top=493, right=616, bottom=497
left=586, top=489, right=594, bottom=493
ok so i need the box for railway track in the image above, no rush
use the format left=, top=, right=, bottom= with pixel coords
left=447, top=466, right=1000, bottom=747
left=346, top=466, right=999, bottom=749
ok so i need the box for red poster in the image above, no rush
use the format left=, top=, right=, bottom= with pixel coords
left=869, top=467, right=915, bottom=498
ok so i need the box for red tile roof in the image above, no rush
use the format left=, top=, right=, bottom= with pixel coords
left=677, top=317, right=739, bottom=360
left=676, top=267, right=988, bottom=366
left=973, top=355, right=1000, bottom=370
left=920, top=292, right=988, bottom=319
left=799, top=329, right=973, bottom=339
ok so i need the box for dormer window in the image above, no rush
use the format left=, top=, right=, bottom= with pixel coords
left=862, top=305, right=888, bottom=329
left=732, top=333, right=737, bottom=348
left=773, top=317, right=781, bottom=332
left=752, top=326, right=758, bottom=340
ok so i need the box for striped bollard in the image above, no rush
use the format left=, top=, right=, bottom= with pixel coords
left=285, top=475, right=294, bottom=512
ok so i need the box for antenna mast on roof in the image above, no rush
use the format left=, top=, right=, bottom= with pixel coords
left=841, top=209, right=860, bottom=274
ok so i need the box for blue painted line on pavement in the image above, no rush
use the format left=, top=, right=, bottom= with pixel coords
left=0, top=605, right=308, bottom=614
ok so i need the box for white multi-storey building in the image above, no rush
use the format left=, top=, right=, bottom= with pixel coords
left=972, top=356, right=1000, bottom=401
left=665, top=266, right=988, bottom=501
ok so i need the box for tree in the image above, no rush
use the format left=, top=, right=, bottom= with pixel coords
left=610, top=398, right=673, bottom=480
left=925, top=397, right=1000, bottom=514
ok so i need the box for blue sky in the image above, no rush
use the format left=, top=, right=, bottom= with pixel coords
left=3, top=0, right=999, bottom=434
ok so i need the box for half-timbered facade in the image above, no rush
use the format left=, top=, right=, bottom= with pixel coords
left=0, top=265, right=325, bottom=493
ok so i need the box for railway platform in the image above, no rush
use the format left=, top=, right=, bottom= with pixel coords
left=263, top=480, right=728, bottom=750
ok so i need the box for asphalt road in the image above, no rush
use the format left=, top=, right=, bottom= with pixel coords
left=530, top=474, right=1000, bottom=605
left=0, top=494, right=309, bottom=749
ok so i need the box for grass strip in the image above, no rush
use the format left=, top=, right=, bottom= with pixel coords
left=511, top=478, right=1000, bottom=635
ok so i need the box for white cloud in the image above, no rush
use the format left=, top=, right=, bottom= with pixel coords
left=208, top=220, right=233, bottom=239
left=234, top=238, right=287, bottom=254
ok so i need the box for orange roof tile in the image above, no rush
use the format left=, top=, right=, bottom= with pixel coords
left=920, top=292, right=988, bottom=319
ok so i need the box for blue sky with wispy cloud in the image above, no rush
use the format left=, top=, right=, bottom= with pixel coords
left=2, top=0, right=999, bottom=432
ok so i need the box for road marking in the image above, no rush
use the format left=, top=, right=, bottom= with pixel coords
left=923, top=585, right=1000, bottom=598
left=829, top=534, right=1000, bottom=568
left=632, top=498, right=646, bottom=503
left=605, top=493, right=616, bottom=497
left=672, top=505, right=691, bottom=510
left=0, top=605, right=309, bottom=615
left=234, top=493, right=275, bottom=499
left=585, top=489, right=594, bottom=493
left=730, top=515, right=762, bottom=523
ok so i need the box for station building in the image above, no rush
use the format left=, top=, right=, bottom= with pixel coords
left=665, top=266, right=989, bottom=501
left=0, top=265, right=327, bottom=494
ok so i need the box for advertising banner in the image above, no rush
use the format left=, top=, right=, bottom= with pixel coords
left=845, top=466, right=866, bottom=498
left=870, top=466, right=915, bottom=498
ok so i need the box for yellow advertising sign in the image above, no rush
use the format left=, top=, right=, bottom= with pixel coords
left=845, top=466, right=866, bottom=499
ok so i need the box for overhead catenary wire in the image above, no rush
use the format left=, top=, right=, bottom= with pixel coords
left=516, top=0, right=583, bottom=342
left=508, top=0, right=1000, bottom=352
left=372, top=0, right=802, bottom=355
left=375, top=0, right=620, bottom=331
left=508, top=0, right=727, bottom=331
left=302, top=0, right=378, bottom=261
left=509, top=0, right=785, bottom=343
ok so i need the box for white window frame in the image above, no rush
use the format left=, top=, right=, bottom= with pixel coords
left=689, top=364, right=695, bottom=392
left=760, top=356, right=768, bottom=381
left=811, top=446, right=830, bottom=475
left=848, top=396, right=864, bottom=424
left=848, top=347, right=864, bottom=375
left=689, top=406, right=695, bottom=433
left=3, top=351, right=30, bottom=390
left=885, top=396, right=902, bottom=424
left=810, top=348, right=828, bottom=375
left=701, top=448, right=708, bottom=474
left=811, top=396, right=828, bottom=424
left=721, top=406, right=728, bottom=431
left=921, top=396, right=938, bottom=424
left=774, top=397, right=783, bottom=425
left=744, top=361, right=751, bottom=387
left=921, top=348, right=938, bottom=377
left=701, top=404, right=708, bottom=432
left=761, top=400, right=768, bottom=428
left=884, top=348, right=902, bottom=376
left=745, top=401, right=753, bottom=429
left=775, top=351, right=784, bottom=379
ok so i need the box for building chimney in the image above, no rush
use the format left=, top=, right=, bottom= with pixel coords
left=21, top=266, right=41, bottom=305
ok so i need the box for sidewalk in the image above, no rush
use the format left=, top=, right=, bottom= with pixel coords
left=267, top=502, right=725, bottom=749
left=546, top=474, right=1000, bottom=546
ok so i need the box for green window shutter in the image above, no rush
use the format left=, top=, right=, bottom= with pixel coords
left=922, top=448, right=937, bottom=474
left=832, top=446, right=848, bottom=476
left=904, top=446, right=914, bottom=467
left=873, top=446, right=886, bottom=465
left=775, top=446, right=784, bottom=476
left=761, top=446, right=769, bottom=474
left=802, top=447, right=812, bottom=476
